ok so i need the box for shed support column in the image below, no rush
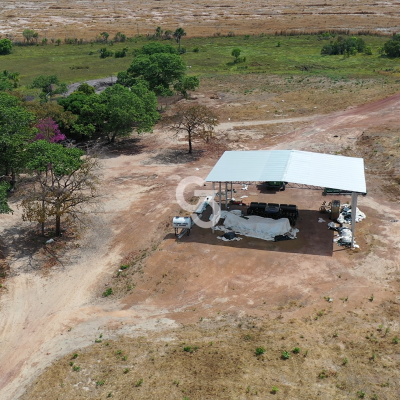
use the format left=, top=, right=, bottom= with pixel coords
left=212, top=182, right=215, bottom=233
left=351, top=192, right=358, bottom=248
left=219, top=182, right=222, bottom=212
left=225, top=182, right=228, bottom=210
left=231, top=182, right=233, bottom=199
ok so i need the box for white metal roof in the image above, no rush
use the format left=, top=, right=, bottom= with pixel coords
left=205, top=150, right=366, bottom=193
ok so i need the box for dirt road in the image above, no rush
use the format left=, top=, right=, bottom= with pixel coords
left=1, top=91, right=400, bottom=399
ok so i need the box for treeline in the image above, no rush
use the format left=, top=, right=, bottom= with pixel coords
left=0, top=42, right=200, bottom=230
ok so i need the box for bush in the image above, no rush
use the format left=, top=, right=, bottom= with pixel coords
left=382, top=34, right=400, bottom=57
left=0, top=38, right=12, bottom=55
left=103, top=287, right=113, bottom=297
left=99, top=47, right=113, bottom=58
left=255, top=346, right=265, bottom=356
left=115, top=47, right=128, bottom=58
left=321, top=36, right=367, bottom=56
left=193, top=47, right=200, bottom=53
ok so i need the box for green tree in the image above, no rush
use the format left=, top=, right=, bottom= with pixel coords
left=22, top=141, right=100, bottom=236
left=113, top=32, right=126, bottom=42
left=170, top=103, right=219, bottom=154
left=30, top=75, right=68, bottom=102
left=0, top=93, right=37, bottom=188
left=0, top=75, right=13, bottom=92
left=80, top=83, right=159, bottom=143
left=3, top=70, right=20, bottom=88
left=155, top=26, right=163, bottom=38
left=23, top=29, right=38, bottom=44
left=100, top=32, right=109, bottom=43
left=122, top=51, right=186, bottom=95
left=74, top=83, right=96, bottom=96
left=0, top=38, right=12, bottom=55
left=0, top=182, right=12, bottom=214
left=56, top=38, right=62, bottom=46
left=173, top=27, right=186, bottom=52
left=231, top=48, right=241, bottom=62
left=383, top=34, right=400, bottom=57
left=174, top=76, right=200, bottom=99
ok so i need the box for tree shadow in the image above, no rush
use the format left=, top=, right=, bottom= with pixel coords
left=101, top=137, right=148, bottom=159
left=142, top=148, right=205, bottom=165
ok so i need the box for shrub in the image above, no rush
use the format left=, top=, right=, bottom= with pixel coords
left=281, top=350, right=290, bottom=360
left=103, top=287, right=113, bottom=297
left=255, top=347, right=265, bottom=356
left=99, top=47, right=113, bottom=58
left=193, top=47, right=200, bottom=53
left=292, top=347, right=300, bottom=354
left=0, top=38, right=13, bottom=55
left=271, top=386, right=279, bottom=394
left=383, top=34, right=400, bottom=57
left=321, top=36, right=367, bottom=56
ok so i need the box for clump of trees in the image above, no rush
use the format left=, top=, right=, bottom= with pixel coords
left=117, top=43, right=199, bottom=97
left=30, top=75, right=68, bottom=102
left=321, top=36, right=369, bottom=56
left=22, top=29, right=39, bottom=44
left=381, top=34, right=400, bottom=57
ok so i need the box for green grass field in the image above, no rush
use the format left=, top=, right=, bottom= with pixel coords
left=1, top=35, right=400, bottom=87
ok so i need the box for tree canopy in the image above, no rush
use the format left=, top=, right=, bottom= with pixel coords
left=173, top=28, right=186, bottom=52
left=0, top=38, right=12, bottom=55
left=0, top=93, right=37, bottom=187
left=22, top=140, right=100, bottom=236
left=170, top=103, right=219, bottom=154
left=321, top=36, right=367, bottom=56
left=30, top=75, right=68, bottom=102
left=118, top=47, right=187, bottom=96
left=382, top=34, right=400, bottom=57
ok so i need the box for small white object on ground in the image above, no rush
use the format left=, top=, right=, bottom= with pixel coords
left=240, top=195, right=248, bottom=198
left=46, top=239, right=54, bottom=244
left=241, top=184, right=248, bottom=191
left=195, top=168, right=199, bottom=171
left=318, top=218, right=326, bottom=223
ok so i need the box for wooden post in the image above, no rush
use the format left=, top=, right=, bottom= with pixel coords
left=225, top=182, right=228, bottom=210
left=219, top=182, right=222, bottom=212
left=212, top=182, right=215, bottom=233
left=351, top=192, right=358, bottom=248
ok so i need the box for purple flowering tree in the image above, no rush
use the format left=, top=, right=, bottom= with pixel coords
left=35, top=118, right=66, bottom=143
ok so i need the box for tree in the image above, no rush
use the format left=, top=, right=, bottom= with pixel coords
left=113, top=32, right=126, bottom=42
left=231, top=48, right=241, bottom=62
left=21, top=141, right=100, bottom=236
left=100, top=32, right=109, bottom=43
left=24, top=100, right=77, bottom=131
left=74, top=83, right=96, bottom=96
left=174, top=76, right=200, bottom=99
left=0, top=93, right=37, bottom=188
left=121, top=51, right=186, bottom=95
left=382, top=34, right=400, bottom=57
left=170, top=103, right=219, bottom=154
left=0, top=75, right=13, bottom=92
left=80, top=83, right=159, bottom=143
left=155, top=26, right=163, bottom=38
left=0, top=182, right=12, bottom=214
left=56, top=38, right=61, bottom=46
left=173, top=28, right=186, bottom=52
left=35, top=118, right=66, bottom=143
left=23, top=29, right=38, bottom=44
left=0, top=38, right=12, bottom=55
left=3, top=70, right=20, bottom=88
left=30, top=75, right=68, bottom=102
left=321, top=36, right=367, bottom=56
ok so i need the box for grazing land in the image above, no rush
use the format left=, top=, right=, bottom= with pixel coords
left=1, top=2, right=400, bottom=400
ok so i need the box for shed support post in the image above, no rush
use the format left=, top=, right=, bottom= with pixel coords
left=351, top=192, right=358, bottom=248
left=212, top=182, right=215, bottom=233
left=231, top=182, right=233, bottom=199
left=219, top=182, right=222, bottom=212
left=225, top=182, right=228, bottom=210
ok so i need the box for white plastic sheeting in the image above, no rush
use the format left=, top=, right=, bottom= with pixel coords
left=215, top=212, right=299, bottom=241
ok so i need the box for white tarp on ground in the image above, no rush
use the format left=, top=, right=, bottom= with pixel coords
left=215, top=212, right=298, bottom=241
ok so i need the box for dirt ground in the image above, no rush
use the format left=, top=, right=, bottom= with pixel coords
left=1, top=0, right=400, bottom=40
left=1, top=83, right=400, bottom=399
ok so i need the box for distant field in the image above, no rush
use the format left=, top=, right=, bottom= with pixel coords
left=2, top=35, right=400, bottom=86
left=1, top=0, right=400, bottom=41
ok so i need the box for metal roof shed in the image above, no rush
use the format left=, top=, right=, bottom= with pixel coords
left=205, top=150, right=366, bottom=248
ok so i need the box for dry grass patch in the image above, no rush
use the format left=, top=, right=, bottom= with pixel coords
left=23, top=310, right=400, bottom=399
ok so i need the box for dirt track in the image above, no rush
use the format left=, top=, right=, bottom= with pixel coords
left=1, top=91, right=400, bottom=399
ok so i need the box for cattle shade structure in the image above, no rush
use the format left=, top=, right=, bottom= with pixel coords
left=205, top=150, right=367, bottom=248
